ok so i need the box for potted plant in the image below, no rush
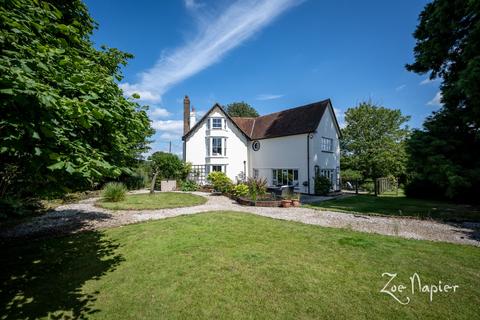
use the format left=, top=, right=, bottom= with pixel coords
left=281, top=193, right=293, bottom=208
left=291, top=193, right=301, bottom=207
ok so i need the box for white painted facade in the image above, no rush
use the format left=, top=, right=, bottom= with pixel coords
left=184, top=106, right=249, bottom=183
left=183, top=101, right=341, bottom=194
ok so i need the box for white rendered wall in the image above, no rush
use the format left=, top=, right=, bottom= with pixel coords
left=249, top=134, right=309, bottom=193
left=184, top=106, right=248, bottom=182
left=310, top=103, right=341, bottom=191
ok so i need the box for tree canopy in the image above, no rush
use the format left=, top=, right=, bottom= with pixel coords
left=148, top=152, right=189, bottom=193
left=0, top=0, right=154, bottom=196
left=405, top=0, right=480, bottom=201
left=341, top=102, right=410, bottom=184
left=225, top=102, right=259, bottom=117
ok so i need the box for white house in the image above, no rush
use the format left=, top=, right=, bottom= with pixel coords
left=182, top=96, right=341, bottom=194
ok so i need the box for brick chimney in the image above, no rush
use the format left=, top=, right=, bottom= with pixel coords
left=183, top=95, right=190, bottom=135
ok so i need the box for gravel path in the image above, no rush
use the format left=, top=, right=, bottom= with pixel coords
left=1, top=192, right=479, bottom=246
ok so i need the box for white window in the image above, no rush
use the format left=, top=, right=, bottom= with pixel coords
left=320, top=169, right=335, bottom=189
left=212, top=137, right=222, bottom=156
left=322, top=137, right=333, bottom=152
left=272, top=169, right=299, bottom=187
left=207, top=165, right=226, bottom=174
left=211, top=118, right=222, bottom=129
left=253, top=169, right=259, bottom=179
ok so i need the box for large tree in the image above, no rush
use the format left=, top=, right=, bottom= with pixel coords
left=0, top=0, right=153, bottom=197
left=341, top=102, right=410, bottom=192
left=405, top=0, right=480, bottom=201
left=225, top=102, right=259, bottom=117
left=148, top=152, right=189, bottom=193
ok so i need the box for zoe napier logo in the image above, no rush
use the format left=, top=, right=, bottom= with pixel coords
left=380, top=273, right=459, bottom=305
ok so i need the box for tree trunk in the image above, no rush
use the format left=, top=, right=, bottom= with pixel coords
left=150, top=172, right=158, bottom=194
left=374, top=178, right=378, bottom=196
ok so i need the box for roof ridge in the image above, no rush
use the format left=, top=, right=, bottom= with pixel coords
left=256, top=99, right=330, bottom=119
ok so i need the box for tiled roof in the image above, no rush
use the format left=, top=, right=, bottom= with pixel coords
left=232, top=99, right=331, bottom=140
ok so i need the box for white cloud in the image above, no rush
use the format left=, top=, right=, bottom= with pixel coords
left=159, top=132, right=180, bottom=140
left=152, top=120, right=184, bottom=133
left=149, top=107, right=171, bottom=118
left=427, top=91, right=443, bottom=107
left=119, top=83, right=160, bottom=101
left=395, top=84, right=406, bottom=92
left=256, top=93, right=284, bottom=101
left=121, top=0, right=301, bottom=102
left=420, top=77, right=440, bottom=85
left=333, top=107, right=345, bottom=128
left=184, top=0, right=203, bottom=10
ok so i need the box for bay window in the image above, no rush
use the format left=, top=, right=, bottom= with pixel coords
left=209, top=137, right=226, bottom=156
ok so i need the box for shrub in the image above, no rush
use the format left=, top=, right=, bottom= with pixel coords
left=246, top=177, right=267, bottom=201
left=405, top=178, right=444, bottom=200
left=102, top=182, right=127, bottom=202
left=314, top=175, right=331, bottom=195
left=0, top=197, right=35, bottom=219
left=179, top=180, right=199, bottom=192
left=233, top=184, right=249, bottom=198
left=120, top=174, right=146, bottom=190
left=207, top=172, right=233, bottom=194
left=360, top=180, right=374, bottom=194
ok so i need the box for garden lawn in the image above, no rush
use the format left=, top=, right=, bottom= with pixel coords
left=1, top=212, right=479, bottom=319
left=305, top=192, right=480, bottom=222
left=96, top=192, right=206, bottom=210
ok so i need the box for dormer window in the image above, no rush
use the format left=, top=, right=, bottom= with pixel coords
left=211, top=118, right=223, bottom=129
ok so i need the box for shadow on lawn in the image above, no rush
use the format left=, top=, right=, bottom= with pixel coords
left=0, top=228, right=123, bottom=319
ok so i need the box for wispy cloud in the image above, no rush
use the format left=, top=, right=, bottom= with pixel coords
left=427, top=91, right=443, bottom=107
left=420, top=77, right=440, bottom=85
left=395, top=84, right=406, bottom=92
left=184, top=0, right=204, bottom=10
left=256, top=93, right=284, bottom=101
left=121, top=0, right=301, bottom=102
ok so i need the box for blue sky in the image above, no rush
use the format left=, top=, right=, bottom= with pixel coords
left=84, top=0, right=441, bottom=155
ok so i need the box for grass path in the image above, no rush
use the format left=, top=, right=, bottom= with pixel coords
left=1, top=212, right=479, bottom=319
left=96, top=192, right=207, bottom=210
left=1, top=192, right=479, bottom=246
left=306, top=192, right=480, bottom=222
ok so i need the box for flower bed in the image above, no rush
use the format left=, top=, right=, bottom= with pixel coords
left=236, top=196, right=283, bottom=207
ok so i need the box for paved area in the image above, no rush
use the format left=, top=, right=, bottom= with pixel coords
left=1, top=192, right=479, bottom=246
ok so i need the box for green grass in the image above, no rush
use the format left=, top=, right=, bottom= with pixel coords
left=96, top=192, right=207, bottom=210
left=1, top=212, right=479, bottom=319
left=305, top=192, right=480, bottom=222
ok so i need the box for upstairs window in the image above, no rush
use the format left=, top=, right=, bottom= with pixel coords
left=321, top=137, right=333, bottom=152
left=212, top=137, right=223, bottom=155
left=211, top=118, right=223, bottom=129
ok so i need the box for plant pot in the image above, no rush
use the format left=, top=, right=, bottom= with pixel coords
left=292, top=199, right=301, bottom=207
left=281, top=199, right=292, bottom=208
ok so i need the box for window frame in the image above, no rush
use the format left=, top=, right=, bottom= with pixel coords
left=211, top=118, right=223, bottom=129
left=321, top=137, right=334, bottom=152
left=272, top=168, right=299, bottom=187
left=211, top=137, right=223, bottom=156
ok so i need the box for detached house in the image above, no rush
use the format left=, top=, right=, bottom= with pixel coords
left=182, top=96, right=341, bottom=194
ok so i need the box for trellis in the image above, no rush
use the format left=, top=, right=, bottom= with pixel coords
left=189, top=165, right=207, bottom=185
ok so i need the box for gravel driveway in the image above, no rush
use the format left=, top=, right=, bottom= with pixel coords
left=1, top=192, right=479, bottom=246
